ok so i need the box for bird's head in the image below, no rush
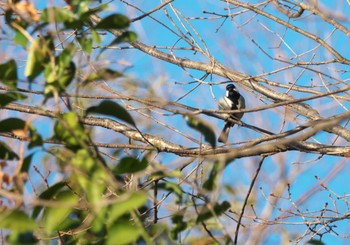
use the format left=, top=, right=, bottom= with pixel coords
left=225, top=83, right=238, bottom=97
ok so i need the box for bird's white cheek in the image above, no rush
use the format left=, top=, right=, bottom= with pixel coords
left=226, top=91, right=229, bottom=97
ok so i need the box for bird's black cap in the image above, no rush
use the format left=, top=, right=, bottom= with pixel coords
left=226, top=84, right=236, bottom=90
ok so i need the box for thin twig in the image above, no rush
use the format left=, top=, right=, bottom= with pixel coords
left=234, top=156, right=266, bottom=244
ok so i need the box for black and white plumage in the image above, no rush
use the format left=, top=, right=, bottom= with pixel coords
left=218, top=84, right=245, bottom=143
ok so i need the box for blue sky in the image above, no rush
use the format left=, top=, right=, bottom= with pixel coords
left=2, top=0, right=350, bottom=244
left=114, top=1, right=350, bottom=243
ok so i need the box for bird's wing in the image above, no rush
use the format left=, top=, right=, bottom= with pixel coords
left=218, top=97, right=232, bottom=110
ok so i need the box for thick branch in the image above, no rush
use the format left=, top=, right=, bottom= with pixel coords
left=88, top=14, right=350, bottom=142
left=2, top=103, right=350, bottom=159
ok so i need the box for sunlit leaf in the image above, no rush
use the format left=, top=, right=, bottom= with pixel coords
left=41, top=7, right=76, bottom=23
left=91, top=29, right=101, bottom=44
left=149, top=169, right=182, bottom=179
left=44, top=45, right=76, bottom=98
left=43, top=190, right=78, bottom=233
left=70, top=149, right=107, bottom=203
left=89, top=206, right=108, bottom=234
left=107, top=222, right=142, bottom=245
left=0, top=210, right=37, bottom=232
left=53, top=112, right=88, bottom=150
left=107, top=192, right=147, bottom=224
left=41, top=7, right=82, bottom=29
left=25, top=37, right=53, bottom=81
left=14, top=30, right=28, bottom=48
left=71, top=148, right=95, bottom=172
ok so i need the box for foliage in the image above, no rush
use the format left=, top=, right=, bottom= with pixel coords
left=0, top=1, right=151, bottom=244
left=1, top=0, right=350, bottom=244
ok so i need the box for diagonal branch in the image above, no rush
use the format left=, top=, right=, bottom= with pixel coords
left=88, top=14, right=350, bottom=142
left=227, top=0, right=349, bottom=64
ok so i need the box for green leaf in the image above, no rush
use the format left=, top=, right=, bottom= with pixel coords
left=21, top=153, right=35, bottom=173
left=0, top=59, right=18, bottom=88
left=96, top=68, right=123, bottom=80
left=95, top=14, right=130, bottom=30
left=44, top=45, right=76, bottom=98
left=149, top=169, right=182, bottom=179
left=53, top=112, right=88, bottom=150
left=196, top=201, right=231, bottom=223
left=107, top=222, right=142, bottom=245
left=307, top=240, right=326, bottom=245
left=79, top=4, right=108, bottom=21
left=0, top=141, right=19, bottom=160
left=82, top=68, right=122, bottom=85
left=203, top=162, right=220, bottom=191
left=86, top=100, right=136, bottom=127
left=7, top=231, right=38, bottom=245
left=0, top=118, right=26, bottom=132
left=41, top=7, right=76, bottom=22
left=70, top=149, right=107, bottom=203
left=55, top=217, right=81, bottom=232
left=28, top=127, right=43, bottom=149
left=43, top=190, right=78, bottom=233
left=90, top=206, right=108, bottom=234
left=107, top=192, right=147, bottom=224
left=114, top=157, right=148, bottom=174
left=0, top=210, right=37, bottom=232
left=39, top=182, right=67, bottom=200
left=158, top=182, right=183, bottom=202
left=71, top=148, right=95, bottom=172
left=171, top=211, right=187, bottom=240
left=110, top=31, right=137, bottom=45
left=32, top=181, right=67, bottom=219
left=5, top=9, right=15, bottom=27
left=78, top=36, right=93, bottom=54
left=184, top=115, right=216, bottom=148
left=0, top=92, right=27, bottom=106
left=91, top=29, right=101, bottom=44
left=14, top=31, right=28, bottom=48
left=25, top=37, right=53, bottom=81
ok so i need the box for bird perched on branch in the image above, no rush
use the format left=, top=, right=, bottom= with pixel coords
left=218, top=83, right=245, bottom=143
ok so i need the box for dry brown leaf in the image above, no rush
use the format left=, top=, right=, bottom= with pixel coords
left=2, top=173, right=12, bottom=186
left=0, top=161, right=7, bottom=168
left=12, top=129, right=28, bottom=138
left=13, top=1, right=39, bottom=22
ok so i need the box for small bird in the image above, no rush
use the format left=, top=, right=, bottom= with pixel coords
left=218, top=83, right=245, bottom=143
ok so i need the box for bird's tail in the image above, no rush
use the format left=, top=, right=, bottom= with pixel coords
left=218, top=122, right=233, bottom=143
